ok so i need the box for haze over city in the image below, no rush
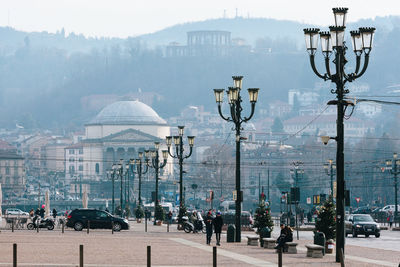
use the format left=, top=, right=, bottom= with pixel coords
left=1, top=0, right=400, bottom=37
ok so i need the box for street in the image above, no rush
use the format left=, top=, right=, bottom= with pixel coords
left=0, top=221, right=399, bottom=266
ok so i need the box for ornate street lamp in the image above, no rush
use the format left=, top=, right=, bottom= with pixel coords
left=213, top=76, right=259, bottom=242
left=114, top=159, right=126, bottom=213
left=125, top=161, right=135, bottom=214
left=384, top=153, right=400, bottom=227
left=108, top=165, right=120, bottom=215
left=303, top=7, right=375, bottom=262
left=166, top=126, right=195, bottom=224
left=133, top=152, right=149, bottom=207
left=324, top=159, right=336, bottom=198
left=147, top=142, right=168, bottom=225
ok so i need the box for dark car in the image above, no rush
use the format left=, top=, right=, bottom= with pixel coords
left=345, top=214, right=380, bottom=238
left=351, top=206, right=372, bottom=214
left=66, top=209, right=129, bottom=231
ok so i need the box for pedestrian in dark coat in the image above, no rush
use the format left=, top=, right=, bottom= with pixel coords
left=39, top=205, right=45, bottom=219
left=205, top=211, right=214, bottom=245
left=213, top=211, right=223, bottom=246
left=52, top=208, right=57, bottom=219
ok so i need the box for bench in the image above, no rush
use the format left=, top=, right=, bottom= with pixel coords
left=262, top=238, right=276, bottom=249
left=284, top=242, right=298, bottom=254
left=246, top=236, right=259, bottom=246
left=305, top=244, right=324, bottom=258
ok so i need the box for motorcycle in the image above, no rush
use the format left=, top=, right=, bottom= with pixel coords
left=182, top=212, right=206, bottom=234
left=27, top=216, right=55, bottom=230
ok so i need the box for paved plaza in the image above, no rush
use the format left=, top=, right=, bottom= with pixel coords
left=0, top=221, right=399, bottom=267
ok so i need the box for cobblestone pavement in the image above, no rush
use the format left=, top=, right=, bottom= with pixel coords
left=0, top=221, right=399, bottom=266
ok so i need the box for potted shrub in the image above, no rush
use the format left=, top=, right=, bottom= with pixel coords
left=135, top=206, right=144, bottom=223
left=253, top=197, right=274, bottom=247
left=155, top=204, right=165, bottom=225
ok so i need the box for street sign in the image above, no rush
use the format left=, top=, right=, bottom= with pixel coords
left=355, top=197, right=361, bottom=203
left=307, top=197, right=311, bottom=204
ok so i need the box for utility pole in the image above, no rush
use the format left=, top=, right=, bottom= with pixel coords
left=385, top=153, right=399, bottom=227
left=267, top=169, right=270, bottom=203
left=258, top=173, right=261, bottom=203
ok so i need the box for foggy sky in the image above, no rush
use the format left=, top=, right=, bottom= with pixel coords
left=0, top=0, right=399, bottom=38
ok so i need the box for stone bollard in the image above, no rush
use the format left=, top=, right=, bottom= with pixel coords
left=87, top=221, right=90, bottom=234
left=12, top=219, right=14, bottom=232
left=111, top=221, right=114, bottom=234
left=62, top=221, right=65, bottom=234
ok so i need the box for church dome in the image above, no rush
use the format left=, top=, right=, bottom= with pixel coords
left=88, top=100, right=167, bottom=125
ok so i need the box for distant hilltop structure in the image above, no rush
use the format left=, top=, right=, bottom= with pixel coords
left=166, top=30, right=249, bottom=57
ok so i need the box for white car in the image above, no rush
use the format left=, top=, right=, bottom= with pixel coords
left=380, top=205, right=400, bottom=213
left=5, top=208, right=29, bottom=216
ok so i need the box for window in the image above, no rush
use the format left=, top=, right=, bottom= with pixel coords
left=78, top=165, right=83, bottom=171
left=69, top=149, right=75, bottom=154
left=5, top=167, right=10, bottom=175
left=70, top=166, right=75, bottom=175
left=95, top=163, right=100, bottom=174
left=69, top=157, right=74, bottom=162
left=250, top=188, right=256, bottom=195
left=79, top=149, right=83, bottom=154
left=78, top=158, right=83, bottom=162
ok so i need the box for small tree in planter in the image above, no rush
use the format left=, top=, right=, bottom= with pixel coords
left=315, top=196, right=336, bottom=240
left=135, top=206, right=144, bottom=222
left=253, top=197, right=274, bottom=246
left=155, top=204, right=165, bottom=224
left=178, top=205, right=187, bottom=224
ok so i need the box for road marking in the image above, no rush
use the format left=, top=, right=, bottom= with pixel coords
left=170, top=238, right=279, bottom=267
left=297, top=247, right=396, bottom=267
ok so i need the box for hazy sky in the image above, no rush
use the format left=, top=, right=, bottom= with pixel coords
left=0, top=0, right=399, bottom=38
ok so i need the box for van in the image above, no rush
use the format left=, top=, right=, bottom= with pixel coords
left=380, top=205, right=400, bottom=213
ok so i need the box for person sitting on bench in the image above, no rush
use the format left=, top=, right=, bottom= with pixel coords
left=274, top=224, right=293, bottom=250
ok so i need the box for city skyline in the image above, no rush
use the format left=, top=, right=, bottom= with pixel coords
left=0, top=0, right=399, bottom=38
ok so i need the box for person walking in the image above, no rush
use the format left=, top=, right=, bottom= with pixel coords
left=39, top=205, right=45, bottom=219
left=388, top=211, right=394, bottom=228
left=167, top=211, right=173, bottom=225
left=205, top=210, right=214, bottom=245
left=52, top=208, right=57, bottom=219
left=213, top=211, right=223, bottom=246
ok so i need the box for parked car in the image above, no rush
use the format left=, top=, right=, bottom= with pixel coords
left=345, top=214, right=380, bottom=238
left=351, top=206, right=372, bottom=214
left=66, top=209, right=129, bottom=231
left=5, top=208, right=29, bottom=216
left=379, top=205, right=400, bottom=213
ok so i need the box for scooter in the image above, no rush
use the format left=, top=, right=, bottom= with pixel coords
left=182, top=212, right=206, bottom=234
left=27, top=216, right=55, bottom=230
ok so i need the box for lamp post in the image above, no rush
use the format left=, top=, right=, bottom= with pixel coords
left=114, top=159, right=126, bottom=213
left=125, top=162, right=134, bottom=214
left=148, top=142, right=168, bottom=225
left=108, top=165, right=119, bottom=215
left=290, top=161, right=304, bottom=240
left=166, top=126, right=195, bottom=222
left=213, top=76, right=259, bottom=242
left=133, top=152, right=149, bottom=207
left=324, top=159, right=336, bottom=198
left=384, top=153, right=400, bottom=227
left=303, top=7, right=375, bottom=262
